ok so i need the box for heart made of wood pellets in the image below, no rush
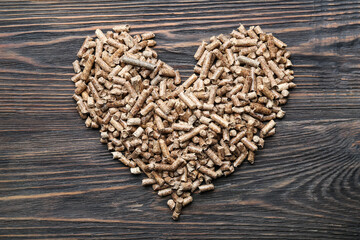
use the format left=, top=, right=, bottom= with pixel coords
left=71, top=24, right=295, bottom=220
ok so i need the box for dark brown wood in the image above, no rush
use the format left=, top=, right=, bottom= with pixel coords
left=0, top=0, right=359, bottom=239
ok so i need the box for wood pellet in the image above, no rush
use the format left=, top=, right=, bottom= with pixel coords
left=71, top=23, right=295, bottom=221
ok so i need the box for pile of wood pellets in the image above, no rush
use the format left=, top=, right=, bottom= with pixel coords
left=71, top=24, right=295, bottom=220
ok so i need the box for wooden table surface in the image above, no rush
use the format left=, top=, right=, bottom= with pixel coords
left=1, top=0, right=359, bottom=239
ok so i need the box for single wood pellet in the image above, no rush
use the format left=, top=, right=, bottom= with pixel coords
left=71, top=23, right=295, bottom=221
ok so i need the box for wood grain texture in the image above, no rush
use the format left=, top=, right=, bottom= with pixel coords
left=0, top=0, right=359, bottom=239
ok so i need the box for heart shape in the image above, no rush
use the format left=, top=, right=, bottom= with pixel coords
left=71, top=24, right=295, bottom=220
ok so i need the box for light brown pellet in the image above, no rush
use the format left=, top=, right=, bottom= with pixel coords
left=121, top=55, right=156, bottom=70
left=199, top=184, right=215, bottom=193
left=95, top=29, right=107, bottom=43
left=194, top=41, right=207, bottom=60
left=231, top=38, right=257, bottom=46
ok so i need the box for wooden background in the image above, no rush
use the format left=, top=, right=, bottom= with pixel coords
left=0, top=0, right=359, bottom=239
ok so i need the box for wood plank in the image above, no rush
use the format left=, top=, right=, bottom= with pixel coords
left=0, top=0, right=359, bottom=239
